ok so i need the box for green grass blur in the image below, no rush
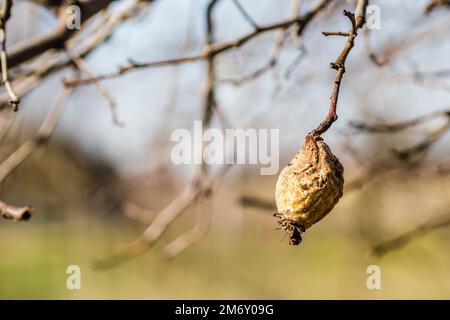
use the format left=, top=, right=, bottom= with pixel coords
left=2, top=174, right=450, bottom=299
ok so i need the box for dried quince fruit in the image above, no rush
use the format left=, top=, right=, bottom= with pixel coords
left=275, top=134, right=344, bottom=245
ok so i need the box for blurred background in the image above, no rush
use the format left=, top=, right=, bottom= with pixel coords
left=1, top=0, right=450, bottom=299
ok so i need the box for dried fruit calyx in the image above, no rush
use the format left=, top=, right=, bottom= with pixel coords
left=275, top=134, right=344, bottom=245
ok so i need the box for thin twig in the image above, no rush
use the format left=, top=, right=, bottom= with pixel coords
left=231, top=0, right=259, bottom=30
left=69, top=54, right=124, bottom=126
left=64, top=55, right=204, bottom=87
left=220, top=0, right=309, bottom=86
left=65, top=0, right=333, bottom=87
left=0, top=86, right=72, bottom=183
left=362, top=26, right=385, bottom=66
left=362, top=20, right=450, bottom=68
left=311, top=0, right=368, bottom=137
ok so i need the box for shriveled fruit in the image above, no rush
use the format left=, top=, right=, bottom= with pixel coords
left=275, top=134, right=344, bottom=245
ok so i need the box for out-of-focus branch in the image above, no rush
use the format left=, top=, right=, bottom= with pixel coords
left=361, top=20, right=450, bottom=67
left=0, top=86, right=72, bottom=183
left=64, top=55, right=205, bottom=86
left=394, top=120, right=450, bottom=161
left=362, top=26, right=384, bottom=66
left=69, top=54, right=123, bottom=126
left=121, top=201, right=155, bottom=224
left=220, top=0, right=304, bottom=86
left=0, top=0, right=19, bottom=110
left=93, top=0, right=226, bottom=269
left=239, top=195, right=276, bottom=211
left=425, top=0, right=450, bottom=14
left=389, top=67, right=450, bottom=93
left=349, top=109, right=450, bottom=133
left=237, top=167, right=376, bottom=212
left=350, top=109, right=450, bottom=161
left=371, top=213, right=450, bottom=258
left=93, top=165, right=232, bottom=269
left=7, top=0, right=117, bottom=68
left=412, top=69, right=450, bottom=81
left=0, top=81, right=71, bottom=223
left=92, top=181, right=201, bottom=269
left=31, top=0, right=65, bottom=9
left=0, top=0, right=151, bottom=109
left=311, top=0, right=367, bottom=136
left=65, top=0, right=334, bottom=86
left=231, top=0, right=259, bottom=30
left=0, top=200, right=33, bottom=221
left=0, top=107, right=13, bottom=143
left=163, top=189, right=212, bottom=260
left=158, top=0, right=231, bottom=259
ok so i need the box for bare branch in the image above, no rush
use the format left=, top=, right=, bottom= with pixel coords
left=93, top=0, right=227, bottom=268
left=362, top=20, right=450, bottom=68
left=0, top=86, right=72, bottom=183
left=349, top=109, right=450, bottom=133
left=0, top=0, right=19, bottom=110
left=311, top=1, right=368, bottom=136
left=350, top=109, right=450, bottom=161
left=122, top=201, right=155, bottom=225
left=93, top=165, right=234, bottom=269
left=7, top=0, right=117, bottom=68
left=0, top=200, right=33, bottom=221
left=322, top=31, right=349, bottom=37
left=163, top=191, right=212, bottom=259
left=362, top=26, right=385, bottom=66
left=64, top=55, right=204, bottom=87
left=65, top=0, right=334, bottom=86
left=92, top=182, right=201, bottom=270
left=239, top=195, right=276, bottom=211
left=371, top=213, right=450, bottom=258
left=220, top=0, right=305, bottom=86
left=231, top=0, right=259, bottom=30
left=394, top=120, right=450, bottom=161
left=425, top=0, right=450, bottom=14
left=0, top=0, right=151, bottom=109
left=69, top=53, right=123, bottom=126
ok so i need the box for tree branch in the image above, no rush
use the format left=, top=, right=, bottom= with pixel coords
left=371, top=213, right=450, bottom=258
left=350, top=109, right=450, bottom=161
left=311, top=0, right=368, bottom=136
left=64, top=0, right=333, bottom=86
left=220, top=0, right=304, bottom=86
left=0, top=85, right=72, bottom=183
left=0, top=0, right=19, bottom=110
left=0, top=0, right=151, bottom=109
left=93, top=0, right=227, bottom=269
left=7, top=0, right=117, bottom=68
left=0, top=200, right=33, bottom=221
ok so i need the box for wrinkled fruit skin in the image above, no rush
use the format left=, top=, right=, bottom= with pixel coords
left=275, top=134, right=344, bottom=245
